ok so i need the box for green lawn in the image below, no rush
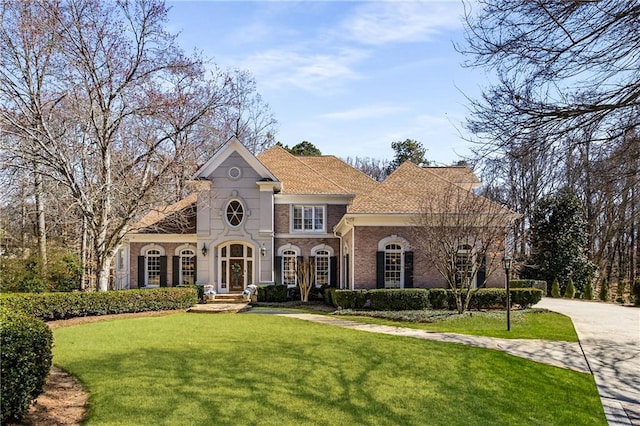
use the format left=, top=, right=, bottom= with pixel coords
left=333, top=309, right=579, bottom=341
left=53, top=313, right=604, bottom=425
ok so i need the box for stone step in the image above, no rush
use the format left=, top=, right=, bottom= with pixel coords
left=188, top=303, right=251, bottom=314
left=204, top=294, right=247, bottom=304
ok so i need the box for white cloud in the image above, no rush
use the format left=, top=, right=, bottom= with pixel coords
left=342, top=1, right=462, bottom=45
left=241, top=47, right=367, bottom=94
left=321, top=104, right=408, bottom=120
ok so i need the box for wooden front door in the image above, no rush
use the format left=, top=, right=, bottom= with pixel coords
left=229, top=259, right=244, bottom=292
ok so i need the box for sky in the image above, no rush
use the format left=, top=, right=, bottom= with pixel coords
left=166, top=0, right=486, bottom=165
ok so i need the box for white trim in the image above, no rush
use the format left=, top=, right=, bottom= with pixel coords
left=141, top=244, right=166, bottom=256
left=274, top=193, right=353, bottom=204
left=291, top=205, right=326, bottom=233
left=275, top=232, right=335, bottom=239
left=174, top=243, right=196, bottom=256
left=127, top=234, right=196, bottom=244
left=377, top=235, right=410, bottom=251
left=224, top=198, right=245, bottom=228
left=194, top=137, right=279, bottom=181
left=277, top=244, right=301, bottom=256
left=311, top=244, right=334, bottom=256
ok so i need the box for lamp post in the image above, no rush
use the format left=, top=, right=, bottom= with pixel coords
left=501, top=256, right=512, bottom=331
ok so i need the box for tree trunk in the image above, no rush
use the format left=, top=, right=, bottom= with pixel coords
left=34, top=168, right=47, bottom=268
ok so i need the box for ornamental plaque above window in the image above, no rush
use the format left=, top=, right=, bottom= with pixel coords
left=225, top=200, right=244, bottom=227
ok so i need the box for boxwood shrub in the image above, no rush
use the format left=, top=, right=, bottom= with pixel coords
left=0, top=307, right=53, bottom=424
left=369, top=289, right=429, bottom=311
left=256, top=284, right=288, bottom=302
left=332, top=290, right=369, bottom=309
left=439, top=288, right=543, bottom=310
left=510, top=288, right=543, bottom=308
left=0, top=287, right=197, bottom=321
left=428, top=288, right=448, bottom=309
left=510, top=279, right=547, bottom=295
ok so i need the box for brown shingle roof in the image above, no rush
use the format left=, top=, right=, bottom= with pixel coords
left=258, top=146, right=354, bottom=195
left=132, top=193, right=197, bottom=233
left=349, top=162, right=506, bottom=215
left=426, top=166, right=480, bottom=189
left=297, top=155, right=379, bottom=196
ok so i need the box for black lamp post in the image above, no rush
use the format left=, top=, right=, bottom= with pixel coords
left=502, top=256, right=512, bottom=331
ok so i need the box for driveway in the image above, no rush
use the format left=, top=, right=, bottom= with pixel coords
left=536, top=298, right=640, bottom=425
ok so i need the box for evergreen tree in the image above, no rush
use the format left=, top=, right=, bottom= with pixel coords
left=551, top=278, right=561, bottom=298
left=527, top=190, right=595, bottom=293
left=385, top=139, right=428, bottom=175
left=564, top=278, right=576, bottom=299
left=599, top=278, right=609, bottom=302
left=583, top=279, right=594, bottom=300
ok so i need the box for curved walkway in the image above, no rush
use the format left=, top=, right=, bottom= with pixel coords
left=536, top=298, right=640, bottom=426
left=274, top=301, right=639, bottom=426
left=274, top=313, right=590, bottom=372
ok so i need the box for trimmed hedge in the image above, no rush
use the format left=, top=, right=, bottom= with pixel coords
left=256, top=285, right=288, bottom=302
left=0, top=307, right=53, bottom=424
left=632, top=279, right=640, bottom=306
left=510, top=288, right=544, bottom=308
left=0, top=287, right=197, bottom=321
left=369, top=289, right=429, bottom=311
left=510, top=279, right=547, bottom=295
left=428, top=288, right=448, bottom=309
left=443, top=288, right=543, bottom=310
left=332, top=290, right=368, bottom=309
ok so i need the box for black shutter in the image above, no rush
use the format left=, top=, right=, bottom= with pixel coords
left=376, top=251, right=385, bottom=288
left=172, top=256, right=180, bottom=286
left=330, top=256, right=337, bottom=287
left=309, top=256, right=316, bottom=287
left=404, top=251, right=414, bottom=288
left=159, top=256, right=168, bottom=287
left=137, top=256, right=145, bottom=288
left=275, top=256, right=282, bottom=285
left=193, top=256, right=197, bottom=283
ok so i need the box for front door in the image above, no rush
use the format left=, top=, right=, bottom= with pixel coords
left=218, top=242, right=254, bottom=293
left=229, top=259, right=244, bottom=292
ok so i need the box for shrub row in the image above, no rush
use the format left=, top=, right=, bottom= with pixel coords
left=510, top=279, right=548, bottom=295
left=256, top=284, right=288, bottom=302
left=325, top=288, right=543, bottom=311
left=0, top=287, right=197, bottom=321
left=0, top=307, right=53, bottom=424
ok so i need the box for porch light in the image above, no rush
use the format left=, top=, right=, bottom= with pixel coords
left=260, top=245, right=266, bottom=257
left=502, top=256, right=512, bottom=331
left=201, top=243, right=208, bottom=257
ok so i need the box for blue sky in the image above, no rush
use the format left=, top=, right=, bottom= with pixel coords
left=167, top=1, right=485, bottom=165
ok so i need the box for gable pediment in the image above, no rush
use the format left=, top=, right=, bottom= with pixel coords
left=193, top=137, right=279, bottom=182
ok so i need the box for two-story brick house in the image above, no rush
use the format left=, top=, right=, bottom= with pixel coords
left=113, top=138, right=512, bottom=292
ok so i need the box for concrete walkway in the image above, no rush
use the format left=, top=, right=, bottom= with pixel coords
left=536, top=298, right=640, bottom=425
left=273, top=313, right=590, bottom=372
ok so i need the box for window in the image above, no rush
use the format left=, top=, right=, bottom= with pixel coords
left=282, top=249, right=298, bottom=286
left=292, top=205, right=324, bottom=232
left=180, top=249, right=196, bottom=285
left=384, top=244, right=403, bottom=288
left=226, top=200, right=244, bottom=227
left=455, top=245, right=474, bottom=287
left=146, top=249, right=161, bottom=286
left=314, top=250, right=330, bottom=287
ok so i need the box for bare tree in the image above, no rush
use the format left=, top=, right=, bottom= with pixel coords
left=412, top=188, right=516, bottom=313
left=296, top=258, right=315, bottom=303
left=342, top=156, right=390, bottom=182
left=0, top=0, right=241, bottom=290
left=460, top=1, right=640, bottom=159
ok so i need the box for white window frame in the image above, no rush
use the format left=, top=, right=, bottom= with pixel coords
left=225, top=199, right=245, bottom=228
left=179, top=248, right=196, bottom=285
left=142, top=245, right=166, bottom=287
left=311, top=245, right=334, bottom=287
left=278, top=244, right=301, bottom=287
left=378, top=236, right=409, bottom=289
left=291, top=205, right=325, bottom=232
left=455, top=244, right=476, bottom=288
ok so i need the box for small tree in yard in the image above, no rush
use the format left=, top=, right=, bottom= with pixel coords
left=599, top=278, right=610, bottom=302
left=296, top=258, right=315, bottom=303
left=551, top=278, right=561, bottom=298
left=564, top=278, right=576, bottom=299
left=584, top=280, right=594, bottom=300
left=413, top=184, right=516, bottom=314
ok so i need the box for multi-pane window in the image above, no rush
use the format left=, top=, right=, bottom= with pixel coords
left=292, top=206, right=324, bottom=232
left=226, top=200, right=244, bottom=227
left=180, top=249, right=195, bottom=285
left=315, top=250, right=330, bottom=286
left=282, top=249, right=298, bottom=286
left=455, top=245, right=474, bottom=287
left=384, top=244, right=402, bottom=288
left=146, top=249, right=161, bottom=286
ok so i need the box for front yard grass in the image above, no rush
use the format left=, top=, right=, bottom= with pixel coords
left=52, top=313, right=604, bottom=425
left=333, top=309, right=579, bottom=341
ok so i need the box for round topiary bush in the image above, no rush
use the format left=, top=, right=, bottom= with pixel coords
left=0, top=307, right=53, bottom=424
